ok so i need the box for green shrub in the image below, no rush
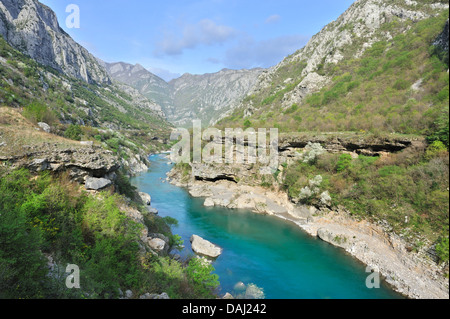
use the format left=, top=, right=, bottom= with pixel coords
left=115, top=170, right=137, bottom=199
left=285, top=104, right=299, bottom=114
left=336, top=154, right=353, bottom=172
left=393, top=79, right=410, bottom=90
left=106, top=138, right=121, bottom=152
left=64, top=124, right=82, bottom=141
left=23, top=102, right=58, bottom=125
left=186, top=257, right=219, bottom=298
left=425, top=140, right=448, bottom=160
left=0, top=169, right=49, bottom=298
left=377, top=165, right=405, bottom=177
left=436, top=235, right=449, bottom=264
left=427, top=106, right=449, bottom=148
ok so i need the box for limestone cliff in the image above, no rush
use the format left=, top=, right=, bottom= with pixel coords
left=0, top=0, right=110, bottom=84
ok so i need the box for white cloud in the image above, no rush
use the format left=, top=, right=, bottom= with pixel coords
left=154, top=19, right=237, bottom=56
left=265, top=14, right=281, bottom=24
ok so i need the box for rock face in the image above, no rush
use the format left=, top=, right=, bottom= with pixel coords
left=0, top=0, right=110, bottom=84
left=190, top=235, right=223, bottom=258
left=278, top=132, right=422, bottom=155
left=1, top=143, right=120, bottom=182
left=191, top=163, right=238, bottom=183
left=139, top=292, right=170, bottom=299
left=85, top=177, right=112, bottom=191
left=168, top=68, right=264, bottom=126
left=102, top=62, right=171, bottom=118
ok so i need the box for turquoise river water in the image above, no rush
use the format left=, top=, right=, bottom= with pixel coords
left=131, top=154, right=402, bottom=299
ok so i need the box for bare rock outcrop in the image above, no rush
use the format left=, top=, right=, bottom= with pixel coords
left=0, top=143, right=120, bottom=182
left=0, top=0, right=110, bottom=84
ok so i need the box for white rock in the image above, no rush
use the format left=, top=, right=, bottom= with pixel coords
left=85, top=177, right=112, bottom=190
left=139, top=192, right=152, bottom=205
left=204, top=198, right=215, bottom=207
left=148, top=238, right=167, bottom=253
left=38, top=122, right=51, bottom=133
left=125, top=290, right=133, bottom=299
left=190, top=235, right=223, bottom=258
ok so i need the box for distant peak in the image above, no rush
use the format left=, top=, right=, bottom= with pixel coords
left=132, top=63, right=146, bottom=73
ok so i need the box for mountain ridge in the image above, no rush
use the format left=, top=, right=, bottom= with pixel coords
left=104, top=60, right=264, bottom=126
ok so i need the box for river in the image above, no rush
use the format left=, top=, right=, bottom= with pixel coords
left=131, top=153, right=402, bottom=299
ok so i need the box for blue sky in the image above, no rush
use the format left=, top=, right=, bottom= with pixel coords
left=40, top=0, right=354, bottom=81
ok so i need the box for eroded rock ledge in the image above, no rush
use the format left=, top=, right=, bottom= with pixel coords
left=278, top=132, right=423, bottom=156
left=0, top=143, right=119, bottom=182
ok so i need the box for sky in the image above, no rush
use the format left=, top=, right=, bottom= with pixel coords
left=40, top=0, right=354, bottom=81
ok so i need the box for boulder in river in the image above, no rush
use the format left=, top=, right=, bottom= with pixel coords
left=190, top=235, right=223, bottom=258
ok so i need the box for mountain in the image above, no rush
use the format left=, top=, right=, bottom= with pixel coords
left=104, top=61, right=263, bottom=126
left=102, top=61, right=173, bottom=118
left=168, top=68, right=264, bottom=126
left=218, top=0, right=449, bottom=136
left=0, top=0, right=110, bottom=84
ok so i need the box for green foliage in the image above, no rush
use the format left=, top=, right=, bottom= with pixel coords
left=284, top=104, right=299, bottom=114
left=436, top=234, right=449, bottom=264
left=336, top=154, right=353, bottom=172
left=163, top=216, right=179, bottom=227
left=393, top=79, right=410, bottom=90
left=0, top=169, right=216, bottom=299
left=425, top=140, right=448, bottom=160
left=427, top=106, right=449, bottom=147
left=115, top=170, right=138, bottom=199
left=0, top=170, right=49, bottom=299
left=105, top=138, right=121, bottom=152
left=218, top=12, right=449, bottom=137
left=64, top=124, right=82, bottom=141
left=186, top=257, right=220, bottom=298
left=23, top=102, right=57, bottom=125
left=283, top=145, right=449, bottom=245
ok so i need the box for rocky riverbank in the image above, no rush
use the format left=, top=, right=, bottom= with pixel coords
left=168, top=162, right=449, bottom=299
